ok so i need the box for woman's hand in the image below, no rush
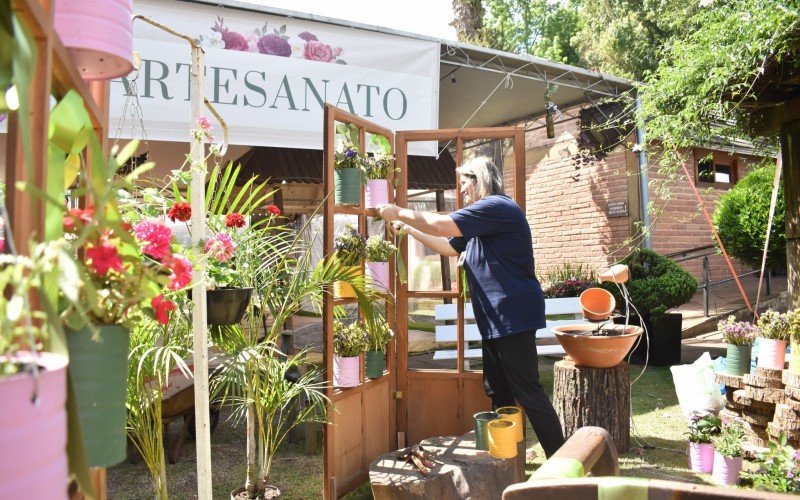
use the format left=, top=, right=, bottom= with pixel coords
left=389, top=220, right=406, bottom=236
left=376, top=203, right=401, bottom=222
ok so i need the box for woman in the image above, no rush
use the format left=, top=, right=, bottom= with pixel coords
left=376, top=156, right=565, bottom=458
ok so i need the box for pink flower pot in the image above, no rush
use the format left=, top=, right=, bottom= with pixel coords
left=333, top=355, right=360, bottom=388
left=54, top=0, right=134, bottom=80
left=712, top=452, right=742, bottom=485
left=757, top=338, right=787, bottom=370
left=688, top=442, right=714, bottom=473
left=365, top=179, right=390, bottom=208
left=366, top=261, right=390, bottom=292
left=0, top=352, right=68, bottom=499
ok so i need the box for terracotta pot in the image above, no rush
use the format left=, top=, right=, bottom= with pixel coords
left=688, top=442, right=714, bottom=473
left=756, top=338, right=787, bottom=370
left=0, top=353, right=69, bottom=499
left=333, top=355, right=360, bottom=387
left=365, top=179, right=389, bottom=208
left=712, top=451, right=742, bottom=485
left=334, top=266, right=362, bottom=298
left=366, top=261, right=390, bottom=292
left=725, top=344, right=752, bottom=376
left=54, top=0, right=134, bottom=80
left=579, top=288, right=615, bottom=321
left=790, top=339, right=800, bottom=374
left=552, top=324, right=642, bottom=368
left=472, top=411, right=499, bottom=451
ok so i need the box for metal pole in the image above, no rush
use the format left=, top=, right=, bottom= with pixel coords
left=703, top=256, right=710, bottom=317
left=635, top=93, right=651, bottom=249
left=767, top=268, right=771, bottom=297
left=189, top=44, right=213, bottom=500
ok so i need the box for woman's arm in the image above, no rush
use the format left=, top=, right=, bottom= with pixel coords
left=397, top=222, right=459, bottom=257
left=377, top=204, right=461, bottom=238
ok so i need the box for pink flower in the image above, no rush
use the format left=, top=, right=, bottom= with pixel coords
left=221, top=30, right=248, bottom=51
left=197, top=116, right=213, bottom=134
left=257, top=34, right=292, bottom=57
left=167, top=254, right=193, bottom=290
left=151, top=294, right=176, bottom=325
left=225, top=212, right=246, bottom=228
left=304, top=40, right=337, bottom=62
left=0, top=238, right=4, bottom=252
left=205, top=232, right=236, bottom=262
left=134, top=220, right=173, bottom=261
left=85, top=242, right=124, bottom=276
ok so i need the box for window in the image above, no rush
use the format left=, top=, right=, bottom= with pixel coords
left=696, top=151, right=737, bottom=186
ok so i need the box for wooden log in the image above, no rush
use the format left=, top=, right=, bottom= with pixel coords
left=719, top=408, right=741, bottom=425
left=786, top=386, right=800, bottom=401
left=783, top=370, right=800, bottom=388
left=756, top=367, right=784, bottom=380
left=369, top=432, right=524, bottom=500
left=785, top=397, right=800, bottom=412
left=553, top=360, right=630, bottom=453
left=733, top=389, right=774, bottom=409
left=714, top=372, right=745, bottom=389
left=740, top=409, right=774, bottom=427
left=744, top=373, right=785, bottom=389
left=776, top=403, right=800, bottom=420
left=744, top=386, right=786, bottom=405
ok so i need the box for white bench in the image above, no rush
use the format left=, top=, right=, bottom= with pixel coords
left=432, top=297, right=584, bottom=361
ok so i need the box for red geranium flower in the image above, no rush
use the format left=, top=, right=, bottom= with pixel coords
left=168, top=202, right=192, bottom=222
left=225, top=212, right=246, bottom=228
left=167, top=254, right=193, bottom=290
left=85, top=242, right=124, bottom=276
left=62, top=206, right=95, bottom=232
left=266, top=205, right=281, bottom=216
left=151, top=294, right=176, bottom=325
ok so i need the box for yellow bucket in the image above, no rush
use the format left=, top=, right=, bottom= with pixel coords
left=791, top=339, right=800, bottom=374
left=333, top=265, right=362, bottom=298
left=487, top=419, right=517, bottom=459
left=497, top=406, right=524, bottom=443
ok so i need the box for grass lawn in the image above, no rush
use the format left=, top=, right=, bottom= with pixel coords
left=108, top=356, right=741, bottom=499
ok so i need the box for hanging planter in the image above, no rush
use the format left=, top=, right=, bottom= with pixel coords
left=53, top=0, right=134, bottom=80
left=472, top=411, right=500, bottom=451
left=711, top=452, right=742, bottom=485
left=496, top=406, right=524, bottom=443
left=206, top=287, right=253, bottom=325
left=688, top=442, right=714, bottom=473
left=365, top=350, right=385, bottom=378
left=579, top=287, right=615, bottom=321
left=333, top=355, right=360, bottom=387
left=365, top=179, right=390, bottom=208
left=487, top=419, right=517, bottom=459
left=67, top=325, right=129, bottom=467
left=334, top=168, right=361, bottom=205
left=333, top=266, right=362, bottom=299
left=725, top=344, right=752, bottom=376
left=0, top=352, right=68, bottom=499
left=365, top=261, right=390, bottom=292
left=757, top=338, right=787, bottom=370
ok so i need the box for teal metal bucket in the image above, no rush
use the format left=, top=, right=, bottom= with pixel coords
left=473, top=411, right=500, bottom=451
left=334, top=168, right=361, bottom=205
left=726, top=344, right=752, bottom=376
left=365, top=350, right=385, bottom=378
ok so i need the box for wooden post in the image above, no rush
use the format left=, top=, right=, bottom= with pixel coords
left=781, top=120, right=800, bottom=309
left=553, top=360, right=631, bottom=453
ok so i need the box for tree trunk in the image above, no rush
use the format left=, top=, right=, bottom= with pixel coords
left=451, top=0, right=484, bottom=43
left=553, top=359, right=631, bottom=453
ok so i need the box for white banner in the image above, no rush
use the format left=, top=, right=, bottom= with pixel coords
left=111, top=0, right=440, bottom=154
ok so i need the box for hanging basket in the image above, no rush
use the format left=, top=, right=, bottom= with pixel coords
left=54, top=0, right=134, bottom=80
left=334, top=266, right=362, bottom=298
left=67, top=325, right=129, bottom=467
left=364, top=179, right=390, bottom=208
left=333, top=355, right=360, bottom=387
left=0, top=352, right=68, bottom=499
left=207, top=287, right=253, bottom=325
left=366, top=261, right=390, bottom=292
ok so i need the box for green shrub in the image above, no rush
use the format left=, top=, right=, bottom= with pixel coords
left=600, top=249, right=696, bottom=320
left=713, top=163, right=785, bottom=269
left=714, top=422, right=745, bottom=458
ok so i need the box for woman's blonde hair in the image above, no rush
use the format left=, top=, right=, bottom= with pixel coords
left=456, top=156, right=504, bottom=200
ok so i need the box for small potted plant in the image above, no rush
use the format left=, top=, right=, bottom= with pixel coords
left=712, top=422, right=745, bottom=485
left=717, top=316, right=758, bottom=376
left=365, top=314, right=394, bottom=378
left=741, top=433, right=800, bottom=493
left=790, top=309, right=800, bottom=373
left=363, top=151, right=397, bottom=208
left=334, top=143, right=364, bottom=206
left=333, top=319, right=368, bottom=387
left=756, top=309, right=791, bottom=370
left=687, top=412, right=721, bottom=473
left=333, top=224, right=366, bottom=298
left=365, top=235, right=397, bottom=292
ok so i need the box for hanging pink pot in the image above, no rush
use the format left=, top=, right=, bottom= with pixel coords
left=365, top=179, right=390, bottom=208
left=54, top=0, right=134, bottom=80
left=366, top=261, right=390, bottom=292
left=0, top=352, right=68, bottom=499
left=757, top=338, right=787, bottom=370
left=711, top=452, right=742, bottom=486
left=688, top=442, right=714, bottom=473
left=333, top=355, right=360, bottom=388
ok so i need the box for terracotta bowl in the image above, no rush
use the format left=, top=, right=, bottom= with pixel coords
left=579, top=288, right=616, bottom=321
left=552, top=324, right=643, bottom=368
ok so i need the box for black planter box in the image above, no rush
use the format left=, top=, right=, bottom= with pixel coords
left=206, top=287, right=254, bottom=325
left=614, top=313, right=682, bottom=367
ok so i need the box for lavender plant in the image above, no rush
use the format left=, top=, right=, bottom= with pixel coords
left=334, top=145, right=363, bottom=170
left=717, top=315, right=758, bottom=346
left=363, top=152, right=398, bottom=180
left=334, top=224, right=366, bottom=266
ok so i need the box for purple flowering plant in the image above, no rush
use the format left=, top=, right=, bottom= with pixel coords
left=741, top=434, right=800, bottom=493
left=333, top=319, right=369, bottom=357
left=334, top=224, right=366, bottom=266
left=717, top=315, right=758, bottom=346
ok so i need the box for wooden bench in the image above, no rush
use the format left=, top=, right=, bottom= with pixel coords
left=432, top=297, right=583, bottom=361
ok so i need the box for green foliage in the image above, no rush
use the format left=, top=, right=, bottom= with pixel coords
left=362, top=152, right=398, bottom=180
left=791, top=308, right=800, bottom=343
left=365, top=235, right=397, bottom=263
left=714, top=422, right=745, bottom=458
left=741, top=434, right=800, bottom=492
left=713, top=163, right=786, bottom=269
left=366, top=313, right=394, bottom=352
left=334, top=224, right=366, bottom=266
left=333, top=319, right=369, bottom=357
left=687, top=413, right=721, bottom=444
left=600, top=249, right=696, bottom=320
left=541, top=262, right=597, bottom=298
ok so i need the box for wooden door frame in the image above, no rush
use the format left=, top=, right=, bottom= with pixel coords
left=394, top=127, right=526, bottom=444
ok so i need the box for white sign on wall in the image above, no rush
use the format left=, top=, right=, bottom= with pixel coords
left=112, top=0, right=440, bottom=154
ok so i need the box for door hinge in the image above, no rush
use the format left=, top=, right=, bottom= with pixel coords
left=393, top=391, right=403, bottom=399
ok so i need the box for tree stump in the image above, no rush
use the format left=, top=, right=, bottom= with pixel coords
left=369, top=431, right=525, bottom=499
left=553, top=359, right=630, bottom=453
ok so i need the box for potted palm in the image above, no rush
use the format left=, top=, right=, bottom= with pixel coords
left=756, top=309, right=791, bottom=370
left=687, top=412, right=721, bottom=473
left=712, top=422, right=745, bottom=486
left=333, top=224, right=366, bottom=298
left=365, top=235, right=396, bottom=292
left=717, top=316, right=758, bottom=376
left=333, top=319, right=369, bottom=387
left=363, top=151, right=397, bottom=208
left=365, top=313, right=394, bottom=378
